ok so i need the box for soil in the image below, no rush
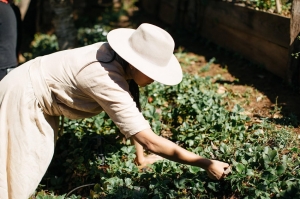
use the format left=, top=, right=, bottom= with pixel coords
left=128, top=10, right=300, bottom=134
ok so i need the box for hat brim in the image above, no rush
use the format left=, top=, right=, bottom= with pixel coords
left=107, top=28, right=182, bottom=86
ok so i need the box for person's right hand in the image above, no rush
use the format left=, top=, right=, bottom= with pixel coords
left=205, top=160, right=230, bottom=180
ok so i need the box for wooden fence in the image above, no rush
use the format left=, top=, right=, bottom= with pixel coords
left=140, top=0, right=300, bottom=86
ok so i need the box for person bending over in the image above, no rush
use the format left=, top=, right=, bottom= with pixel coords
left=0, top=23, right=229, bottom=199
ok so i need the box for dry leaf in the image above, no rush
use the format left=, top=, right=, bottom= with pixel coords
left=211, top=142, right=218, bottom=150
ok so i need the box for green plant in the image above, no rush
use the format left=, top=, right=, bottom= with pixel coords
left=229, top=0, right=292, bottom=14
left=23, top=34, right=59, bottom=61
left=291, top=36, right=300, bottom=59
left=27, top=5, right=299, bottom=196
left=23, top=25, right=109, bottom=62
left=175, top=47, right=200, bottom=68
left=199, top=57, right=216, bottom=73
left=30, top=190, right=80, bottom=199
left=34, top=72, right=300, bottom=199
left=77, top=25, right=109, bottom=47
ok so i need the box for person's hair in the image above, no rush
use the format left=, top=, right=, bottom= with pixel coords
left=128, top=79, right=141, bottom=112
left=99, top=51, right=141, bottom=112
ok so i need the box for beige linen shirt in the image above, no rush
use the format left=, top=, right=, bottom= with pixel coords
left=0, top=42, right=152, bottom=199
left=38, top=42, right=151, bottom=138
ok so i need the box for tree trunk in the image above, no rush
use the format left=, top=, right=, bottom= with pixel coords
left=287, top=0, right=300, bottom=88
left=50, top=0, right=77, bottom=50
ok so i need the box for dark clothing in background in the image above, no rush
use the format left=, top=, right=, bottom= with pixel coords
left=0, top=1, right=18, bottom=80
left=11, top=2, right=22, bottom=58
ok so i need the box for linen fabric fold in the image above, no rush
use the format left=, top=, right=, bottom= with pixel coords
left=0, top=42, right=150, bottom=198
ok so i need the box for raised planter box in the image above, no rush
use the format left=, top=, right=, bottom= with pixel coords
left=197, top=1, right=290, bottom=79
left=140, top=0, right=300, bottom=85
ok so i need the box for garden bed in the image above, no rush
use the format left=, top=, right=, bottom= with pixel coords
left=20, top=1, right=300, bottom=198
left=140, top=0, right=296, bottom=82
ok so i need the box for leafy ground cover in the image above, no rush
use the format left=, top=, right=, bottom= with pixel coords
left=222, top=0, right=292, bottom=17
left=33, top=70, right=300, bottom=199
left=27, top=1, right=300, bottom=198
left=30, top=34, right=300, bottom=198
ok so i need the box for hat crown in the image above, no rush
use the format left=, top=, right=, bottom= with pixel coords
left=107, top=23, right=182, bottom=85
left=128, top=24, right=174, bottom=67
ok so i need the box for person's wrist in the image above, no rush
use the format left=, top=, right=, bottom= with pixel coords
left=134, top=156, right=145, bottom=165
left=196, top=157, right=211, bottom=170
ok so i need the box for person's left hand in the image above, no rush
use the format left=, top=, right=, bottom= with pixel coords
left=135, top=154, right=164, bottom=169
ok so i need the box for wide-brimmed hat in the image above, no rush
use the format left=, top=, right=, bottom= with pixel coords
left=107, top=23, right=182, bottom=85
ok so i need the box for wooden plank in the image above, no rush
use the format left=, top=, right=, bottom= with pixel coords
left=201, top=18, right=289, bottom=78
left=287, top=0, right=300, bottom=86
left=202, top=1, right=290, bottom=48
left=179, top=0, right=196, bottom=30
left=140, top=0, right=292, bottom=79
left=140, top=0, right=161, bottom=16
left=158, top=0, right=180, bottom=25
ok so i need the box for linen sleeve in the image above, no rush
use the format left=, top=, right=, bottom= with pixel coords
left=75, top=61, right=151, bottom=138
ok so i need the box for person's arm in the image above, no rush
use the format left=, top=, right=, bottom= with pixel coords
left=130, top=137, right=144, bottom=163
left=131, top=137, right=164, bottom=167
left=131, top=128, right=229, bottom=180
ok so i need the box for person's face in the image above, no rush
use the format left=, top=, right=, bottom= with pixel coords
left=130, top=64, right=154, bottom=87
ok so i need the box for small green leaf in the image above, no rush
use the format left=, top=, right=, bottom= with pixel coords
left=246, top=169, right=254, bottom=176
left=268, top=150, right=277, bottom=161
left=188, top=166, right=201, bottom=174
left=236, top=163, right=245, bottom=173
left=94, top=183, right=102, bottom=193
left=207, top=182, right=218, bottom=192
left=276, top=165, right=285, bottom=175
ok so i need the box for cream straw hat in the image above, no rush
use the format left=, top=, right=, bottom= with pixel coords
left=107, top=23, right=182, bottom=85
